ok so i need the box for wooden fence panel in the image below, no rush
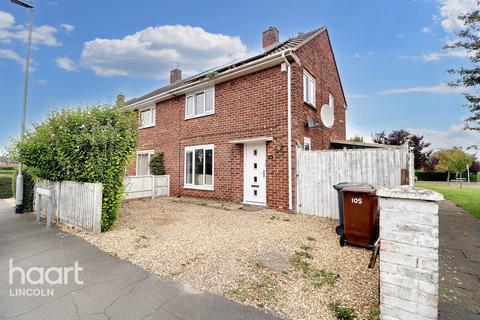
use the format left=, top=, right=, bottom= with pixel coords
left=35, top=180, right=102, bottom=233
left=124, top=175, right=170, bottom=200
left=296, top=145, right=409, bottom=219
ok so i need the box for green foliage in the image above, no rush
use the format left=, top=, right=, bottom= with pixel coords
left=435, top=148, right=474, bottom=176
left=0, top=175, right=13, bottom=198
left=445, top=8, right=480, bottom=130
left=11, top=105, right=138, bottom=231
left=11, top=169, right=35, bottom=211
left=0, top=166, right=16, bottom=171
left=348, top=135, right=364, bottom=142
left=415, top=171, right=449, bottom=181
left=149, top=153, right=165, bottom=175
left=329, top=301, right=357, bottom=320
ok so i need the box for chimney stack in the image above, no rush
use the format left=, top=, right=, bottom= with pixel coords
left=116, top=94, right=125, bottom=108
left=262, top=27, right=279, bottom=51
left=170, top=68, right=182, bottom=84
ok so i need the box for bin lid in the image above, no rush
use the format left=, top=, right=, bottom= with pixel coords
left=342, top=187, right=376, bottom=195
left=333, top=182, right=373, bottom=190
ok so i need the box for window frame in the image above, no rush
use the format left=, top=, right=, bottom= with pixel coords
left=303, top=137, right=312, bottom=151
left=139, top=106, right=156, bottom=129
left=136, top=149, right=155, bottom=176
left=184, top=144, right=215, bottom=190
left=303, top=71, right=316, bottom=108
left=185, top=87, right=215, bottom=119
left=329, top=93, right=335, bottom=111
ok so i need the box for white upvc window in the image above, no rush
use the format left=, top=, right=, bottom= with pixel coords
left=136, top=150, right=154, bottom=176
left=139, top=107, right=156, bottom=128
left=303, top=71, right=316, bottom=107
left=304, top=137, right=312, bottom=151
left=185, top=87, right=215, bottom=119
left=184, top=144, right=214, bottom=190
left=329, top=93, right=335, bottom=110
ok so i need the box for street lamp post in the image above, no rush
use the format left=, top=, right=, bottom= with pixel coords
left=11, top=0, right=34, bottom=214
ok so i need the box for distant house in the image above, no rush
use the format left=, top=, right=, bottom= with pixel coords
left=0, top=156, right=18, bottom=168
left=123, top=26, right=347, bottom=211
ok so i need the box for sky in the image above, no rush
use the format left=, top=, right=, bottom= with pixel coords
left=1, top=0, right=479, bottom=155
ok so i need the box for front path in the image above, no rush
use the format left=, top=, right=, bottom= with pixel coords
left=0, top=199, right=280, bottom=320
left=439, top=200, right=480, bottom=319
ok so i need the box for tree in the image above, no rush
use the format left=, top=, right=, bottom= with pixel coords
left=445, top=8, right=480, bottom=131
left=372, top=129, right=433, bottom=170
left=435, top=148, right=474, bottom=187
left=149, top=153, right=165, bottom=175
left=348, top=135, right=364, bottom=142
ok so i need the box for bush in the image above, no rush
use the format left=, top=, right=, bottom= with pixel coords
left=11, top=169, right=35, bottom=211
left=11, top=105, right=138, bottom=231
left=0, top=170, right=15, bottom=175
left=0, top=166, right=16, bottom=171
left=0, top=175, right=13, bottom=198
left=415, top=171, right=449, bottom=181
left=149, top=153, right=165, bottom=175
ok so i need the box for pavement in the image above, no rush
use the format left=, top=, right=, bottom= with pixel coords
left=0, top=199, right=281, bottom=320
left=438, top=200, right=480, bottom=320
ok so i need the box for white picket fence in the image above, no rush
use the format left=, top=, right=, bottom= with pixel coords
left=124, top=175, right=170, bottom=200
left=296, top=145, right=409, bottom=219
left=35, top=180, right=103, bottom=233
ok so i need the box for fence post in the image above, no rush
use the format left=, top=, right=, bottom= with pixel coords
left=377, top=186, right=443, bottom=320
left=151, top=175, right=155, bottom=199
left=35, top=186, right=40, bottom=223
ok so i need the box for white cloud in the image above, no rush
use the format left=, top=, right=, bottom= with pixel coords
left=0, top=10, right=59, bottom=47
left=437, top=0, right=478, bottom=32
left=421, top=48, right=470, bottom=61
left=36, top=79, right=47, bottom=85
left=377, top=83, right=464, bottom=95
left=409, top=124, right=480, bottom=153
left=80, top=25, right=250, bottom=79
left=55, top=57, right=77, bottom=71
left=60, top=23, right=74, bottom=33
left=0, top=48, right=23, bottom=65
left=421, top=26, right=431, bottom=33
left=395, top=33, right=406, bottom=38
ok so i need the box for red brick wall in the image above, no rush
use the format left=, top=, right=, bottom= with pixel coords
left=129, top=29, right=346, bottom=211
left=129, top=65, right=290, bottom=210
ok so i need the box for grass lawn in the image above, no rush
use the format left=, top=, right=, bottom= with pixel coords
left=417, top=181, right=480, bottom=218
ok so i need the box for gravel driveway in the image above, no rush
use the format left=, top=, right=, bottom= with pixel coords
left=63, top=197, right=379, bottom=320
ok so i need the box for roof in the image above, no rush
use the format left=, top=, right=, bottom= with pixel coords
left=127, top=27, right=326, bottom=106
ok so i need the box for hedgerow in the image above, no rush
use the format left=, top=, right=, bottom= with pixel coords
left=11, top=105, right=138, bottom=231
left=0, top=175, right=13, bottom=198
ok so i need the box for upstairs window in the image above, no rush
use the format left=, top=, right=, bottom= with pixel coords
left=139, top=107, right=156, bottom=128
left=184, top=145, right=214, bottom=190
left=303, top=71, right=316, bottom=107
left=186, top=88, right=214, bottom=119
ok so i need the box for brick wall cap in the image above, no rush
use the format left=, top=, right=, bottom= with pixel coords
left=377, top=186, right=444, bottom=202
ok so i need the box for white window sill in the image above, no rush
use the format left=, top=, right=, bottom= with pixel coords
left=139, top=124, right=155, bottom=129
left=303, top=101, right=317, bottom=109
left=185, top=112, right=214, bottom=120
left=183, top=184, right=214, bottom=191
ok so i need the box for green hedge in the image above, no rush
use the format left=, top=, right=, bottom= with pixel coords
left=0, top=166, right=16, bottom=171
left=12, top=105, right=138, bottom=231
left=416, top=171, right=478, bottom=182
left=0, top=175, right=13, bottom=198
left=11, top=169, right=34, bottom=211
left=415, top=171, right=449, bottom=181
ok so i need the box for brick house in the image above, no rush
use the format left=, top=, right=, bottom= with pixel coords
left=124, top=26, right=347, bottom=211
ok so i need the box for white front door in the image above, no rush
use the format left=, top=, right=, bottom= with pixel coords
left=243, top=142, right=266, bottom=205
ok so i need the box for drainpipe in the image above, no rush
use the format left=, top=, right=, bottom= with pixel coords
left=282, top=52, right=293, bottom=211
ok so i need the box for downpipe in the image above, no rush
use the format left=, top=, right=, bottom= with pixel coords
left=282, top=53, right=293, bottom=211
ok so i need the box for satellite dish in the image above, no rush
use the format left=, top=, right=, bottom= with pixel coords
left=320, top=104, right=334, bottom=128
